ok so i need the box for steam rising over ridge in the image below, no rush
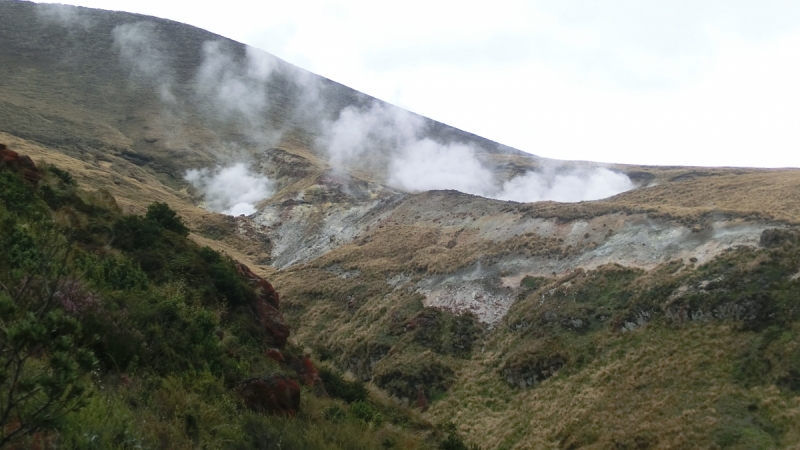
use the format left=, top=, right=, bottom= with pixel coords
left=103, top=17, right=635, bottom=214
left=324, top=102, right=635, bottom=202
left=195, top=41, right=277, bottom=124
left=113, top=21, right=177, bottom=105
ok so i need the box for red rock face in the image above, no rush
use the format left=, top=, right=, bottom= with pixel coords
left=290, top=356, right=321, bottom=387
left=416, top=389, right=429, bottom=412
left=264, top=349, right=328, bottom=397
left=0, top=144, right=42, bottom=184
left=235, top=262, right=289, bottom=348
left=257, top=301, right=290, bottom=348
left=235, top=261, right=279, bottom=309
left=237, top=374, right=301, bottom=416
left=265, top=348, right=285, bottom=364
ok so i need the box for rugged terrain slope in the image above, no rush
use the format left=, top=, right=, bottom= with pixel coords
left=2, top=2, right=800, bottom=448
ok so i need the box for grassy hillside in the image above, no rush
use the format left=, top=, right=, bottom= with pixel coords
left=272, top=217, right=800, bottom=449
left=0, top=148, right=469, bottom=449
left=5, top=146, right=800, bottom=449
left=0, top=0, right=524, bottom=183
left=3, top=2, right=800, bottom=449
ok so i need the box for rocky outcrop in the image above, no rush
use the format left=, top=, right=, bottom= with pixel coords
left=257, top=303, right=290, bottom=349
left=0, top=144, right=42, bottom=184
left=416, top=389, right=429, bottom=412
left=235, top=262, right=280, bottom=309
left=237, top=374, right=301, bottom=416
left=265, top=348, right=285, bottom=364
left=289, top=355, right=321, bottom=387
left=288, top=354, right=328, bottom=397
left=233, top=267, right=328, bottom=415
left=235, top=262, right=289, bottom=348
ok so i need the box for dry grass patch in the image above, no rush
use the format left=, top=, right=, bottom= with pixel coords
left=432, top=324, right=796, bottom=449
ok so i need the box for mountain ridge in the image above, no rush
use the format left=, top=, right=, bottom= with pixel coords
left=2, top=2, right=800, bottom=449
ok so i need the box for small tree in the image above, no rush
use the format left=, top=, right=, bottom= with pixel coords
left=0, top=223, right=96, bottom=447
left=145, top=202, right=190, bottom=236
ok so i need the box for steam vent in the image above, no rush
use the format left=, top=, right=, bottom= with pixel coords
left=1, top=2, right=800, bottom=448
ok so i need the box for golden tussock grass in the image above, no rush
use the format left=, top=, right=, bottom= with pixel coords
left=432, top=324, right=797, bottom=449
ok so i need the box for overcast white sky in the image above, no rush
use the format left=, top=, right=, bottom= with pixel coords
left=36, top=1, right=800, bottom=168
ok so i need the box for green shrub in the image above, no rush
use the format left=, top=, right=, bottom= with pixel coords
left=200, top=246, right=249, bottom=307
left=0, top=159, right=440, bottom=449
left=0, top=221, right=97, bottom=446
left=520, top=275, right=547, bottom=291
left=48, top=166, right=76, bottom=186
left=145, top=202, right=189, bottom=236
left=39, top=184, right=69, bottom=209
left=319, top=367, right=368, bottom=403
left=350, top=401, right=383, bottom=425
left=112, top=215, right=162, bottom=251
left=0, top=171, right=38, bottom=215
left=80, top=255, right=148, bottom=291
left=439, top=423, right=481, bottom=450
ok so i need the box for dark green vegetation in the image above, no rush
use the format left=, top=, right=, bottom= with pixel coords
left=505, top=236, right=800, bottom=390
left=0, top=159, right=474, bottom=449
left=471, top=239, right=800, bottom=448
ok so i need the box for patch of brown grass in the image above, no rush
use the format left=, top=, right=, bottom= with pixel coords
left=433, top=324, right=796, bottom=449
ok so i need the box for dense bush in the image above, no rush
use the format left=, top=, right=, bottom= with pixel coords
left=145, top=201, right=189, bottom=236
left=319, top=366, right=368, bottom=403
left=200, top=246, right=250, bottom=307
left=0, top=215, right=97, bottom=445
left=112, top=215, right=162, bottom=251
left=0, top=157, right=441, bottom=448
left=0, top=171, right=41, bottom=215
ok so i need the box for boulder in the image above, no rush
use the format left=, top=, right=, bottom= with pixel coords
left=289, top=355, right=321, bottom=387
left=234, top=262, right=289, bottom=348
left=0, top=144, right=42, bottom=184
left=235, top=261, right=279, bottom=309
left=255, top=301, right=290, bottom=348
left=265, top=348, right=285, bottom=364
left=237, top=374, right=300, bottom=416
left=416, top=389, right=429, bottom=412
left=289, top=355, right=328, bottom=396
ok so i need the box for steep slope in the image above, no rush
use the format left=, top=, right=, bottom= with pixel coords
left=0, top=146, right=455, bottom=448
left=0, top=1, right=525, bottom=181
left=3, top=2, right=800, bottom=449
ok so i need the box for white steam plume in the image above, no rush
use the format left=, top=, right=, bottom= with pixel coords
left=321, top=102, right=634, bottom=202
left=195, top=42, right=277, bottom=123
left=495, top=167, right=634, bottom=203
left=36, top=4, right=92, bottom=30
left=388, top=139, right=495, bottom=195
left=109, top=24, right=632, bottom=207
left=320, top=102, right=423, bottom=170
left=184, top=164, right=274, bottom=216
left=112, top=22, right=176, bottom=104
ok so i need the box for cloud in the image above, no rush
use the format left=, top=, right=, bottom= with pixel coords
left=184, top=163, right=274, bottom=216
